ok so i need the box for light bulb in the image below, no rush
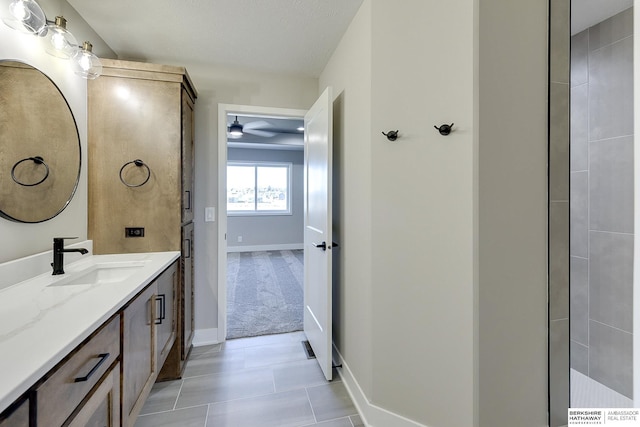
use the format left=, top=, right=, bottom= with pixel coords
left=71, top=41, right=102, bottom=79
left=78, top=53, right=91, bottom=71
left=51, top=31, right=66, bottom=49
left=3, top=0, right=45, bottom=34
left=9, top=0, right=28, bottom=20
left=45, top=17, right=78, bottom=59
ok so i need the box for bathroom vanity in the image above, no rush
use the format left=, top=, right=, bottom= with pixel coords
left=0, top=250, right=179, bottom=427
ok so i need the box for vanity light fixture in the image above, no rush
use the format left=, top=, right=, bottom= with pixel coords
left=2, top=0, right=102, bottom=79
left=70, top=41, right=102, bottom=80
left=2, top=0, right=46, bottom=34
left=45, top=16, right=78, bottom=59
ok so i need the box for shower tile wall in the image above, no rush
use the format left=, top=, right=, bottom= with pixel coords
left=570, top=7, right=634, bottom=399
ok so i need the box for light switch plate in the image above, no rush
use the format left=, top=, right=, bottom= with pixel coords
left=205, top=207, right=215, bottom=222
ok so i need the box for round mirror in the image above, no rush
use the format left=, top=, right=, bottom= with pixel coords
left=0, top=61, right=81, bottom=223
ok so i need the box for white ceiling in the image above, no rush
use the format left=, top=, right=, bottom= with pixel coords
left=66, top=0, right=364, bottom=77
left=572, top=0, right=633, bottom=35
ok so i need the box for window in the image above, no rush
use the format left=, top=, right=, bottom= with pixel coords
left=227, top=162, right=292, bottom=215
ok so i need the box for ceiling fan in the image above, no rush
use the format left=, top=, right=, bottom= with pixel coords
left=228, top=116, right=277, bottom=138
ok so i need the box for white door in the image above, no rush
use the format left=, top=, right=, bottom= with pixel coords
left=304, top=87, right=333, bottom=381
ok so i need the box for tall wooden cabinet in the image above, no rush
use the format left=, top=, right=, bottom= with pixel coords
left=88, top=59, right=197, bottom=378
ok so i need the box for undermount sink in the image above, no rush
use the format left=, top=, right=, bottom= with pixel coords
left=48, top=261, right=147, bottom=287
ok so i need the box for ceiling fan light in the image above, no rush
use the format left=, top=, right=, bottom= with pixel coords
left=2, top=0, right=46, bottom=35
left=229, top=117, right=243, bottom=136
left=45, top=16, right=78, bottom=59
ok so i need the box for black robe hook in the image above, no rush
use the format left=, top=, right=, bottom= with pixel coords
left=382, top=130, right=399, bottom=141
left=434, top=123, right=454, bottom=136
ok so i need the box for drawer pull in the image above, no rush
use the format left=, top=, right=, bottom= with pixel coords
left=74, top=353, right=110, bottom=383
left=185, top=238, right=191, bottom=259
left=155, top=294, right=166, bottom=324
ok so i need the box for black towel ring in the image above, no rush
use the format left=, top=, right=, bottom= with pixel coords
left=11, top=156, right=50, bottom=187
left=119, top=159, right=151, bottom=188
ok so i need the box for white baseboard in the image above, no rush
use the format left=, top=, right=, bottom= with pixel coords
left=227, top=243, right=303, bottom=253
left=192, top=328, right=220, bottom=346
left=333, top=346, right=428, bottom=427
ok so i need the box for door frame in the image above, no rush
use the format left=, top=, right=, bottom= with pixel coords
left=217, top=103, right=308, bottom=342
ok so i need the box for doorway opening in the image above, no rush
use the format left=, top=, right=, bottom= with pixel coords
left=217, top=105, right=308, bottom=342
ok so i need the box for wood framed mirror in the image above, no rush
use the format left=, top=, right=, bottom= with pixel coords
left=0, top=60, right=81, bottom=223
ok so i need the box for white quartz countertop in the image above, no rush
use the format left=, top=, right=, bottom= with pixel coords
left=0, top=251, right=180, bottom=413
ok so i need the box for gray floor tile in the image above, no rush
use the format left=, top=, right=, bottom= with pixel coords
left=303, top=417, right=354, bottom=427
left=183, top=347, right=246, bottom=378
left=139, top=380, right=183, bottom=415
left=206, top=389, right=315, bottom=427
left=135, top=332, right=362, bottom=426
left=350, top=415, right=365, bottom=426
left=274, top=359, right=330, bottom=392
left=190, top=343, right=222, bottom=357
left=244, top=341, right=309, bottom=368
left=135, top=405, right=208, bottom=427
left=307, top=382, right=358, bottom=422
left=224, top=331, right=305, bottom=350
left=176, top=368, right=275, bottom=408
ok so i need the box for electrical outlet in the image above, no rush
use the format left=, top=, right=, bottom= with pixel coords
left=125, top=227, right=145, bottom=237
left=237, top=236, right=243, bottom=243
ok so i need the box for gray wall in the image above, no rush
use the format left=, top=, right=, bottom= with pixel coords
left=226, top=148, right=304, bottom=250
left=570, top=8, right=634, bottom=399
left=321, top=0, right=549, bottom=425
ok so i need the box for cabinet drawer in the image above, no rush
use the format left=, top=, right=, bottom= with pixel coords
left=36, top=315, right=120, bottom=427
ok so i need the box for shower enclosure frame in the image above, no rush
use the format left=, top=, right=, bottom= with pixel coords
left=549, top=1, right=640, bottom=425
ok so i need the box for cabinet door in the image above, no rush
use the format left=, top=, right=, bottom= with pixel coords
left=181, top=88, right=195, bottom=223
left=0, top=398, right=28, bottom=427
left=88, top=76, right=182, bottom=254
left=182, top=222, right=195, bottom=359
left=122, top=284, right=156, bottom=427
left=67, top=364, right=120, bottom=427
left=156, top=261, right=178, bottom=368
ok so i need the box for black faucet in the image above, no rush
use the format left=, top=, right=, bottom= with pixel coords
left=52, top=237, right=89, bottom=275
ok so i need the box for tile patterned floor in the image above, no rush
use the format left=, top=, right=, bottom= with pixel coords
left=135, top=332, right=363, bottom=427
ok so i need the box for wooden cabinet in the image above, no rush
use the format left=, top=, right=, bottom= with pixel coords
left=182, top=87, right=195, bottom=224
left=181, top=222, right=195, bottom=360
left=156, top=262, right=178, bottom=367
left=122, top=261, right=177, bottom=427
left=87, top=59, right=197, bottom=255
left=122, top=284, right=156, bottom=426
left=67, top=364, right=120, bottom=427
left=88, top=58, right=196, bottom=382
left=0, top=260, right=178, bottom=427
left=36, top=315, right=120, bottom=427
left=0, top=398, right=28, bottom=427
